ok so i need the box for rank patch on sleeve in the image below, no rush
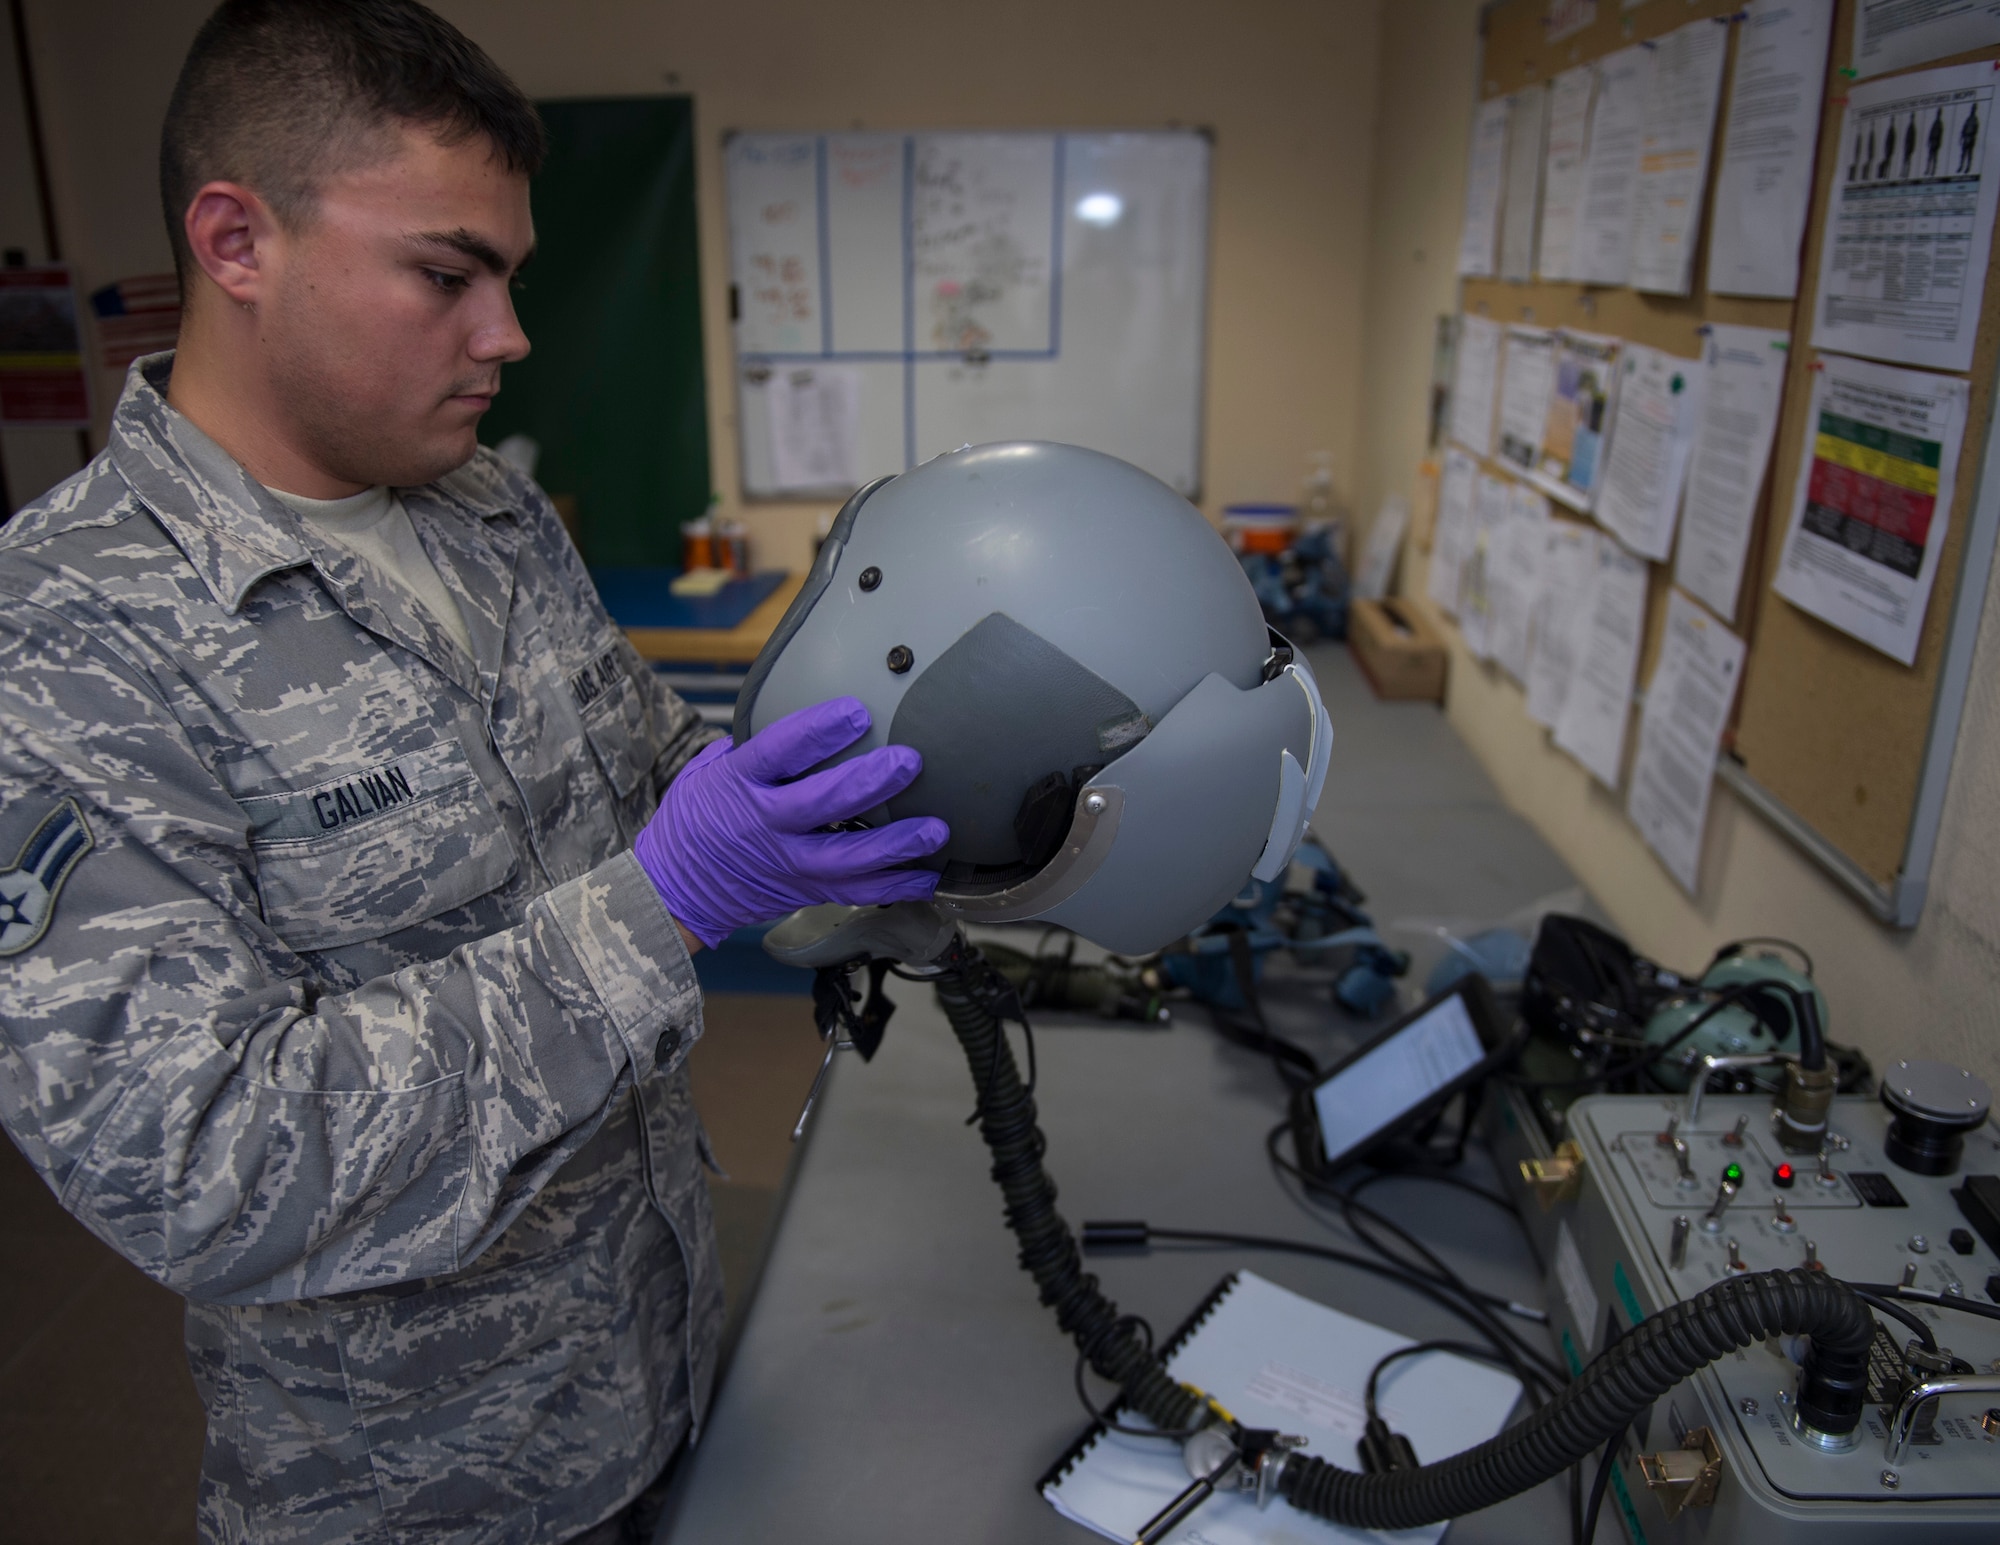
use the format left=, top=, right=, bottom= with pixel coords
left=0, top=798, right=94, bottom=957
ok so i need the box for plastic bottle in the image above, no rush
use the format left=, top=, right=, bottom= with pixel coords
left=1300, top=451, right=1346, bottom=562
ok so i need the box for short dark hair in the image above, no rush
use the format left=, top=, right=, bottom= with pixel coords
left=161, top=0, right=545, bottom=288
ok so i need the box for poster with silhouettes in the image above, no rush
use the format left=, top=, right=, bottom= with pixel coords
left=1811, top=61, right=2000, bottom=372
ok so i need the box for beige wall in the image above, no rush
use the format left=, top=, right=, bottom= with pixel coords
left=9, top=0, right=1386, bottom=570
left=1356, top=5, right=2000, bottom=1090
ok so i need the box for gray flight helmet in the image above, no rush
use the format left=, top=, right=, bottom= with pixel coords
left=732, top=441, right=1332, bottom=955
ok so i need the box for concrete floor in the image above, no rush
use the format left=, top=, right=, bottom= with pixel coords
left=0, top=992, right=823, bottom=1544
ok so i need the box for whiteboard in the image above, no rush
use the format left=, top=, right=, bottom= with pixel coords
left=726, top=130, right=1210, bottom=499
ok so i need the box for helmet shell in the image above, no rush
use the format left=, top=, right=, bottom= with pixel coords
left=736, top=441, right=1329, bottom=953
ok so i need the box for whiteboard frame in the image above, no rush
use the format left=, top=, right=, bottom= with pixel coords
left=723, top=128, right=1211, bottom=502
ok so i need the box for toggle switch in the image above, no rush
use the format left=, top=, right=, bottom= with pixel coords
left=1726, top=1238, right=1748, bottom=1273
left=1701, top=1178, right=1739, bottom=1233
left=1673, top=1137, right=1698, bottom=1190
left=1772, top=1196, right=1796, bottom=1234
left=1669, top=1213, right=1691, bottom=1269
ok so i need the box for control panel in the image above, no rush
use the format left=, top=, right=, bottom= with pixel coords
left=1512, top=1088, right=2000, bottom=1542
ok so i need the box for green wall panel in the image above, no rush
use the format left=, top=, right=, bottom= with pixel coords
left=482, top=96, right=709, bottom=566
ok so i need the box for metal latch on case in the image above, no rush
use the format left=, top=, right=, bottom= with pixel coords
left=1636, top=1425, right=1723, bottom=1520
left=1520, top=1141, right=1584, bottom=1208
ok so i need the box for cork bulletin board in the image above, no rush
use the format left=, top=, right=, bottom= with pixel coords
left=1451, top=0, right=2000, bottom=925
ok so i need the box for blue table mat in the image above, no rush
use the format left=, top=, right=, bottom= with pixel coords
left=590, top=568, right=787, bottom=630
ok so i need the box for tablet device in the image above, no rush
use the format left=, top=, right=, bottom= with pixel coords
left=1295, top=975, right=1513, bottom=1174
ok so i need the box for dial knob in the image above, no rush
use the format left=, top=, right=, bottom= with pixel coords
left=1881, top=1060, right=1991, bottom=1176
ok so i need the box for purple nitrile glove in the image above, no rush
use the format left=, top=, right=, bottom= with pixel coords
left=633, top=696, right=950, bottom=948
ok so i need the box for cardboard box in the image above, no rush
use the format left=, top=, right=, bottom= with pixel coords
left=1349, top=597, right=1447, bottom=702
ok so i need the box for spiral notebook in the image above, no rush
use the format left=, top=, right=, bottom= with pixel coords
left=1038, top=1271, right=1524, bottom=1544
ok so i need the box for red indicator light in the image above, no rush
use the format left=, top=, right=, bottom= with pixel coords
left=1774, top=1163, right=1796, bottom=1188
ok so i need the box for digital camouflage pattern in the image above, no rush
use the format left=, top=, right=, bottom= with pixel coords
left=0, top=355, right=726, bottom=1543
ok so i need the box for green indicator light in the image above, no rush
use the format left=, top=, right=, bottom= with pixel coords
left=1723, top=1163, right=1744, bottom=1186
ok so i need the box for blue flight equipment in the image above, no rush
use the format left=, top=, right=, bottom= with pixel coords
left=1239, top=523, right=1350, bottom=644
left=1156, top=835, right=1409, bottom=1018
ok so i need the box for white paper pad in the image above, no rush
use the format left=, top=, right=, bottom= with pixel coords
left=1042, top=1271, right=1523, bottom=1545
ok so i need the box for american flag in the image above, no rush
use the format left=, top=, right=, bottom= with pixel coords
left=89, top=274, right=181, bottom=370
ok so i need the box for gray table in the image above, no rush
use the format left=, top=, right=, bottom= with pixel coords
left=658, top=648, right=1587, bottom=1543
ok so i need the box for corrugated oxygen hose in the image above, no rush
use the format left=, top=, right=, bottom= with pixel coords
left=931, top=955, right=1876, bottom=1530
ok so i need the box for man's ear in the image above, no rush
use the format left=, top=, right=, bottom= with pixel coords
left=182, top=181, right=280, bottom=308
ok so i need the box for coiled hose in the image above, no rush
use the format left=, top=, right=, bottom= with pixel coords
left=933, top=960, right=1205, bottom=1436
left=932, top=954, right=1875, bottom=1530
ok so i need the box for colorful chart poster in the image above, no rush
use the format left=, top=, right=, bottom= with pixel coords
left=1773, top=352, right=1968, bottom=665
left=0, top=266, right=90, bottom=427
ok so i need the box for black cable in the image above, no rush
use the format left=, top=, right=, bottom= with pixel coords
left=1264, top=1124, right=1565, bottom=1388
left=930, top=940, right=1876, bottom=1533
left=1361, top=1166, right=1515, bottom=1214
left=1579, top=1439, right=1617, bottom=1544
left=1846, top=1282, right=2000, bottom=1327
left=1274, top=1270, right=1872, bottom=1529
left=1509, top=979, right=1805, bottom=1093
left=1365, top=1340, right=1519, bottom=1419
left=931, top=952, right=1205, bottom=1438
left=1853, top=1289, right=1937, bottom=1351
left=1131, top=1227, right=1561, bottom=1403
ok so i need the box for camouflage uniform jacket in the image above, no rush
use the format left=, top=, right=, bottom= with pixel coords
left=0, top=355, right=726, bottom=1544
